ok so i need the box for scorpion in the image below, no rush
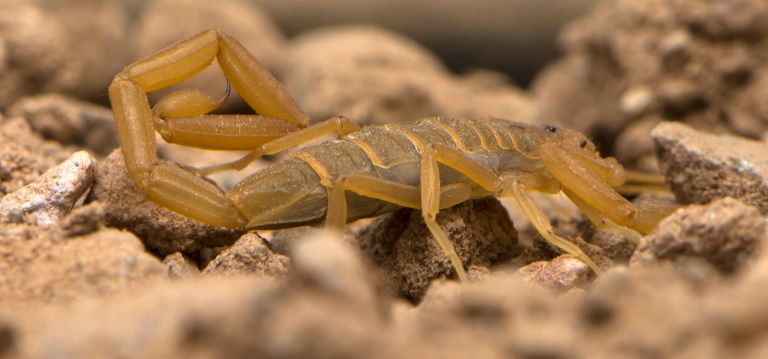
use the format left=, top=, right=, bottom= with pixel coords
left=109, top=29, right=674, bottom=282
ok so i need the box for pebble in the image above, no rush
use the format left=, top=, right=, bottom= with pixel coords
left=0, top=151, right=95, bottom=227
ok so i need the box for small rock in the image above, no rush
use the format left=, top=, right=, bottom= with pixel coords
left=533, top=0, right=768, bottom=148
left=613, top=117, right=662, bottom=172
left=91, top=149, right=244, bottom=255
left=0, top=151, right=95, bottom=227
left=619, top=85, right=656, bottom=117
left=356, top=197, right=518, bottom=302
left=517, top=255, right=591, bottom=292
left=268, top=226, right=316, bottom=256
left=630, top=198, right=765, bottom=274
left=163, top=252, right=200, bottom=278
left=204, top=232, right=290, bottom=277
left=652, top=121, right=768, bottom=214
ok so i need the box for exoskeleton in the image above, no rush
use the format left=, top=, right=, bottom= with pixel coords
left=109, top=29, right=674, bottom=281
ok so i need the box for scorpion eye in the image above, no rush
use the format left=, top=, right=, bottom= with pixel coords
left=579, top=140, right=588, bottom=148
left=545, top=124, right=557, bottom=133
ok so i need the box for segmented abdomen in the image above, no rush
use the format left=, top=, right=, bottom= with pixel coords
left=294, top=117, right=543, bottom=191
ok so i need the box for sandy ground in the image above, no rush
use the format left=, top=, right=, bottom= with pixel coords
left=2, top=0, right=768, bottom=357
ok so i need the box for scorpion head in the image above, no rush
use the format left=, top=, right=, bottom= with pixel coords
left=541, top=123, right=625, bottom=187
left=543, top=124, right=598, bottom=153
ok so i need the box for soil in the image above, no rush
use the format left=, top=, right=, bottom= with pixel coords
left=2, top=0, right=768, bottom=358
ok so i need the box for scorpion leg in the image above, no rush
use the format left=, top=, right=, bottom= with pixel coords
left=325, top=172, right=476, bottom=282
left=562, top=187, right=643, bottom=242
left=416, top=144, right=602, bottom=278
left=419, top=145, right=507, bottom=282
left=504, top=174, right=605, bottom=275
left=539, top=142, right=636, bottom=227
left=540, top=142, right=675, bottom=235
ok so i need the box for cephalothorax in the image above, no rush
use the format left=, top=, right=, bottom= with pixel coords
left=109, top=29, right=673, bottom=281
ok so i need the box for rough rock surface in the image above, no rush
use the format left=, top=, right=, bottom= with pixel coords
left=516, top=255, right=591, bottom=292
left=203, top=232, right=291, bottom=277
left=8, top=94, right=118, bottom=155
left=631, top=197, right=765, bottom=274
left=652, top=121, right=768, bottom=213
left=0, top=117, right=73, bottom=195
left=0, top=151, right=95, bottom=227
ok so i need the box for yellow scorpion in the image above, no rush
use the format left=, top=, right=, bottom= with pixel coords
left=109, top=29, right=673, bottom=281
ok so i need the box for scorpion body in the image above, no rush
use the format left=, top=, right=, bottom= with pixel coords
left=236, top=116, right=543, bottom=230
left=109, top=29, right=675, bottom=282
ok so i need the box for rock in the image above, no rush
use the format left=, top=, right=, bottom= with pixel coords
left=58, top=201, right=106, bottom=238
left=0, top=0, right=128, bottom=109
left=583, top=266, right=704, bottom=358
left=416, top=274, right=576, bottom=359
left=517, top=255, right=591, bottom=292
left=533, top=0, right=768, bottom=159
left=652, top=121, right=768, bottom=214
left=204, top=232, right=290, bottom=277
left=91, top=149, right=244, bottom=255
left=283, top=25, right=534, bottom=126
left=0, top=151, right=95, bottom=227
left=0, top=117, right=73, bottom=195
left=6, top=235, right=389, bottom=358
left=290, top=230, right=382, bottom=308
left=631, top=198, right=765, bottom=274
left=163, top=252, right=200, bottom=278
left=0, top=227, right=165, bottom=306
left=356, top=197, right=518, bottom=302
left=8, top=94, right=117, bottom=155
